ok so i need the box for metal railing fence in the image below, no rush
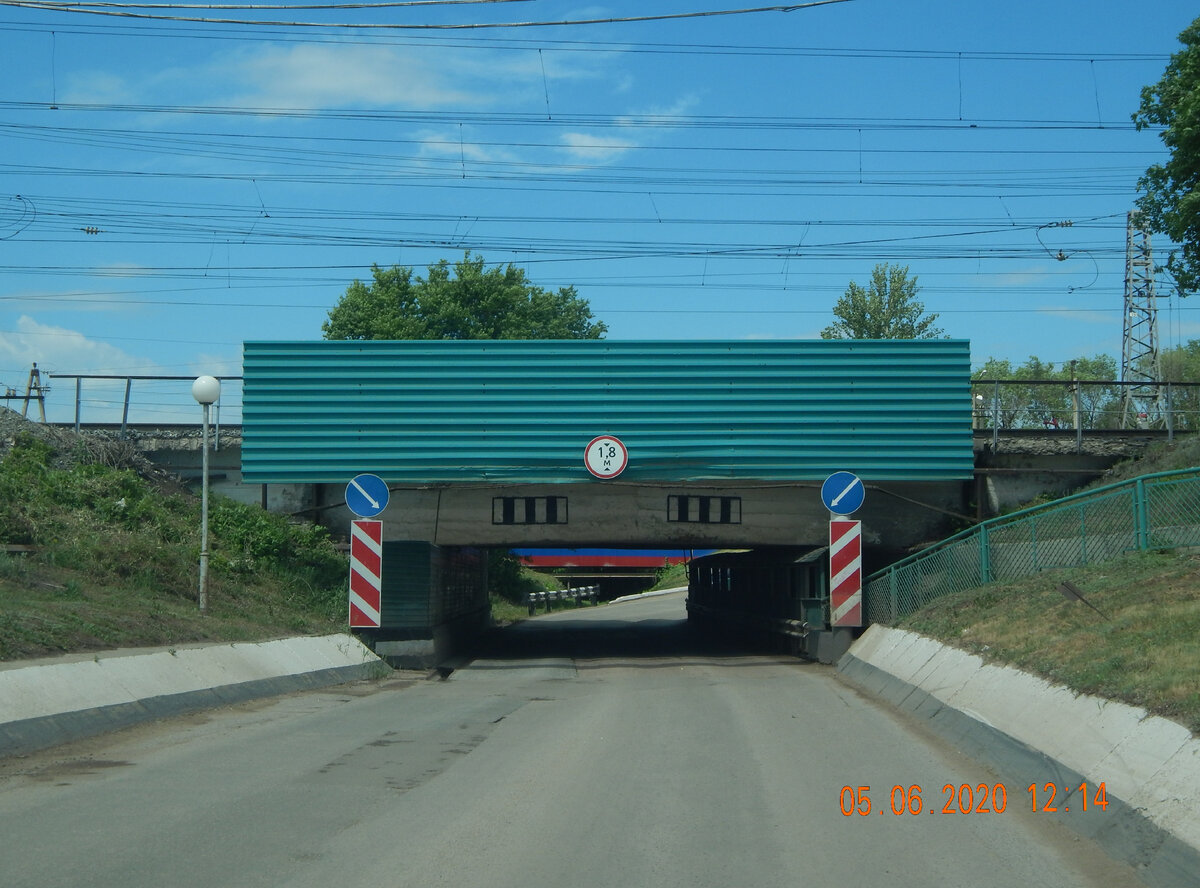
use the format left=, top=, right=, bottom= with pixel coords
left=971, top=378, right=1200, bottom=436
left=865, top=467, right=1200, bottom=625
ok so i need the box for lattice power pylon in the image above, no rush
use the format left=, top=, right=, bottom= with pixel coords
left=1121, top=209, right=1164, bottom=428
left=20, top=362, right=49, bottom=423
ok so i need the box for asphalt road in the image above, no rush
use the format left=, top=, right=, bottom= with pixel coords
left=0, top=592, right=1147, bottom=888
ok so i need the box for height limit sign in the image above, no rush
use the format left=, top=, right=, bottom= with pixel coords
left=585, top=435, right=628, bottom=479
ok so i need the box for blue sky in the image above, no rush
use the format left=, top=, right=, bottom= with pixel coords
left=0, top=0, right=1197, bottom=423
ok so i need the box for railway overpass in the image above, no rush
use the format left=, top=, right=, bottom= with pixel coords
left=68, top=423, right=1167, bottom=526
left=40, top=339, right=1174, bottom=663
left=238, top=339, right=973, bottom=661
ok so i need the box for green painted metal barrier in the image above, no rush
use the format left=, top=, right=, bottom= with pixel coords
left=865, top=467, right=1200, bottom=624
left=241, top=339, right=973, bottom=484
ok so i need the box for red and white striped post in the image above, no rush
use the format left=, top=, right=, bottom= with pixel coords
left=349, top=519, right=383, bottom=629
left=829, top=519, right=862, bottom=627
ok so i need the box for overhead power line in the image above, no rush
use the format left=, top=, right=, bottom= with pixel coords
left=0, top=17, right=1172, bottom=61
left=5, top=1, right=530, bottom=8
left=0, top=120, right=1166, bottom=163
left=0, top=0, right=852, bottom=28
left=0, top=100, right=1157, bottom=132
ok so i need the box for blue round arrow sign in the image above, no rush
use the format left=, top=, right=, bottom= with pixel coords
left=821, top=471, right=865, bottom=515
left=345, top=473, right=389, bottom=518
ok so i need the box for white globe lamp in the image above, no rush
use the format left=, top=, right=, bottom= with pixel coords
left=192, top=376, right=221, bottom=614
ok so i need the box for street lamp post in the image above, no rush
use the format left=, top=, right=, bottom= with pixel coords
left=192, top=375, right=221, bottom=615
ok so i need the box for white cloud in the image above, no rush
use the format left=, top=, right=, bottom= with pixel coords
left=223, top=43, right=483, bottom=110
left=414, top=128, right=520, bottom=165
left=556, top=95, right=700, bottom=164
left=63, top=42, right=492, bottom=111
left=65, top=35, right=632, bottom=114
left=215, top=42, right=627, bottom=112
left=1, top=316, right=156, bottom=375
left=559, top=132, right=638, bottom=162
left=0, top=316, right=191, bottom=423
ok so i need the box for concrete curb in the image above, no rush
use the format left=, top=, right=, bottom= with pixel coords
left=609, top=586, right=687, bottom=605
left=0, top=634, right=388, bottom=758
left=838, top=625, right=1200, bottom=888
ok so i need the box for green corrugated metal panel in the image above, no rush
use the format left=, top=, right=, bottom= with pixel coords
left=242, top=339, right=973, bottom=483
left=379, top=542, right=432, bottom=630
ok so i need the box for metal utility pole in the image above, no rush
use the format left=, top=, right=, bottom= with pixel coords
left=1121, top=209, right=1164, bottom=428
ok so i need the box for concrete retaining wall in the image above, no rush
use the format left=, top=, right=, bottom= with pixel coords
left=838, top=625, right=1200, bottom=888
left=0, top=634, right=388, bottom=758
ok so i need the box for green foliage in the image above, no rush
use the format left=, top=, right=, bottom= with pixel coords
left=489, top=593, right=531, bottom=626
left=651, top=561, right=689, bottom=591
left=972, top=354, right=1119, bottom=429
left=0, top=436, right=194, bottom=577
left=486, top=549, right=559, bottom=604
left=0, top=436, right=52, bottom=543
left=0, top=432, right=349, bottom=658
left=208, top=498, right=346, bottom=611
left=1134, top=15, right=1200, bottom=295
left=486, top=549, right=525, bottom=602
left=1159, top=339, right=1200, bottom=429
left=322, top=252, right=606, bottom=341
left=821, top=263, right=942, bottom=340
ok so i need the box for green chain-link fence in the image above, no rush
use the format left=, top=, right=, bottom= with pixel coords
left=865, top=467, right=1200, bottom=625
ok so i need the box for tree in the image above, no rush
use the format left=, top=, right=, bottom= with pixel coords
left=322, top=253, right=606, bottom=341
left=820, top=263, right=943, bottom=340
left=1133, top=15, right=1200, bottom=294
left=972, top=355, right=1119, bottom=429
left=1070, top=355, right=1121, bottom=427
left=1159, top=339, right=1200, bottom=429
left=972, top=358, right=1027, bottom=428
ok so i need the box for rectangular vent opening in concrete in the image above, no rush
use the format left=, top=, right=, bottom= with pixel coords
left=667, top=495, right=741, bottom=524
left=492, top=496, right=569, bottom=525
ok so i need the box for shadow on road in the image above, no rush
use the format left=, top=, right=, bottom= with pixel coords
left=472, top=609, right=805, bottom=669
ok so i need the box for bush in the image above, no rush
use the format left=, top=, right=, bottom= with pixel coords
left=209, top=497, right=346, bottom=611
left=487, top=549, right=559, bottom=603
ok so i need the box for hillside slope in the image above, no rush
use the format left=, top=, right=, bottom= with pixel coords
left=0, top=410, right=344, bottom=660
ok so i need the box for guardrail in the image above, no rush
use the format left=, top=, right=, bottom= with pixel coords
left=865, top=467, right=1200, bottom=625
left=527, top=586, right=599, bottom=615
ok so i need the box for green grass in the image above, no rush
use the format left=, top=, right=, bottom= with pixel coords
left=0, top=553, right=341, bottom=660
left=650, top=562, right=689, bottom=591
left=900, top=550, right=1200, bottom=734
left=1091, top=432, right=1200, bottom=488
left=0, top=433, right=345, bottom=661
left=488, top=566, right=562, bottom=625
left=0, top=426, right=591, bottom=655
left=897, top=435, right=1200, bottom=734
